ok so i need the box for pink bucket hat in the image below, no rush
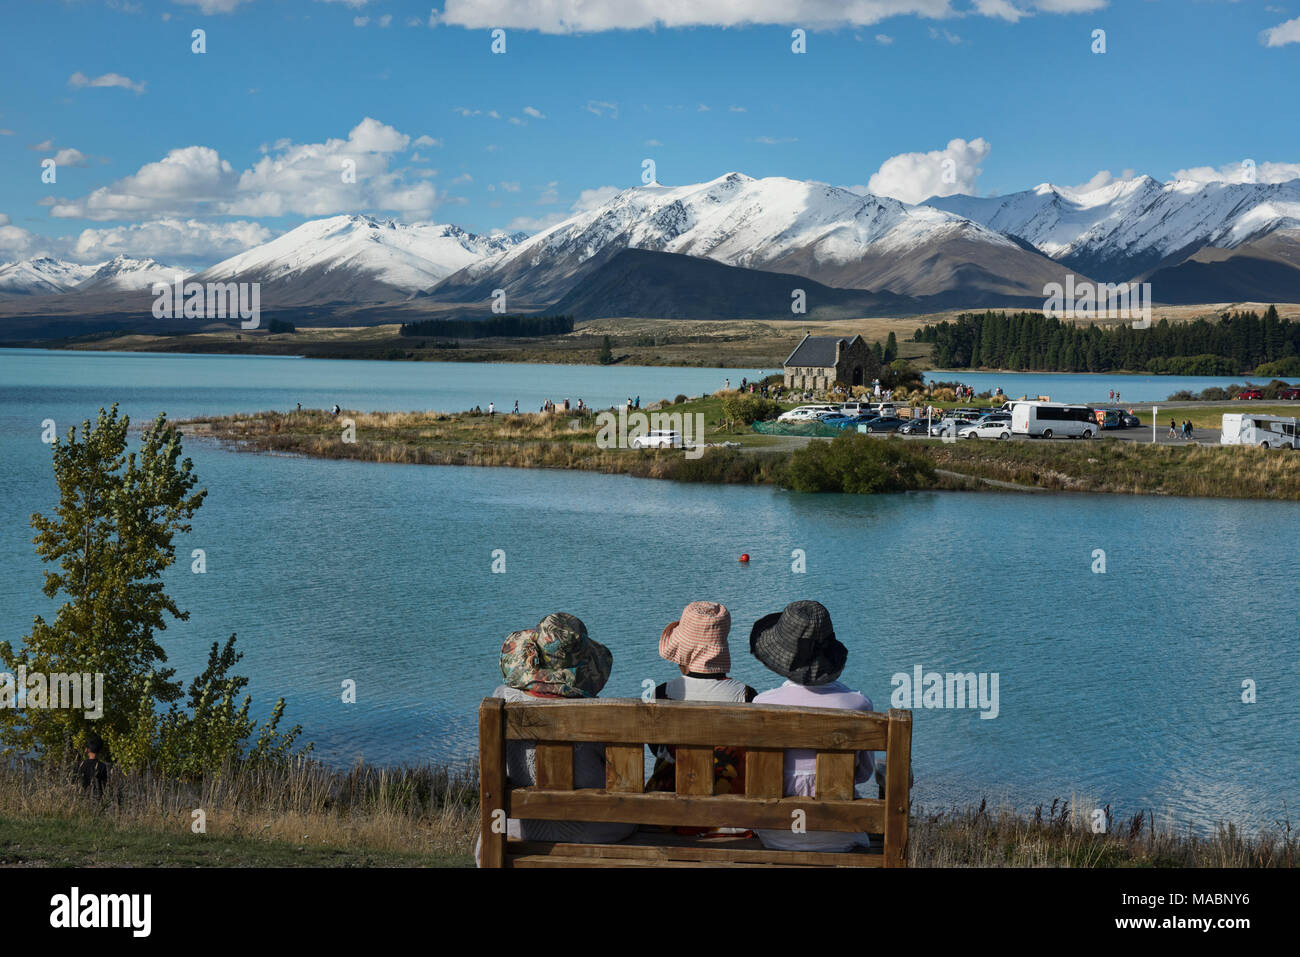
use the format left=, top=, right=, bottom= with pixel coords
left=660, top=601, right=733, bottom=674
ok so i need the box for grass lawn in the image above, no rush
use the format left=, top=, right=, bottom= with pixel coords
left=0, top=815, right=473, bottom=868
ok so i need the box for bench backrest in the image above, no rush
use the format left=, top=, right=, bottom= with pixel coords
left=478, top=697, right=912, bottom=867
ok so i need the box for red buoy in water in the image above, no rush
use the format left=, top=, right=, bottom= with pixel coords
left=739, top=553, right=750, bottom=563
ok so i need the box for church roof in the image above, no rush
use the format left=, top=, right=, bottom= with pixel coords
left=783, top=334, right=864, bottom=368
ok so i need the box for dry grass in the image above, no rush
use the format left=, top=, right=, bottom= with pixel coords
left=927, top=439, right=1300, bottom=499
left=4, top=754, right=1289, bottom=866
left=911, top=797, right=1295, bottom=867
left=0, top=755, right=477, bottom=862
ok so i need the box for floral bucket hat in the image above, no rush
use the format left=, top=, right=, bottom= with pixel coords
left=500, top=612, right=612, bottom=698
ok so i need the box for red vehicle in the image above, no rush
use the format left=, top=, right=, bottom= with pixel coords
left=1235, top=389, right=1265, bottom=400
left=1279, top=387, right=1300, bottom=400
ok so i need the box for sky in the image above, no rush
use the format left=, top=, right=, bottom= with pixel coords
left=1, top=0, right=1298, bottom=269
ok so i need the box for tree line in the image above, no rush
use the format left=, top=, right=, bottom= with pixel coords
left=399, top=314, right=574, bottom=339
left=914, top=307, right=1299, bottom=374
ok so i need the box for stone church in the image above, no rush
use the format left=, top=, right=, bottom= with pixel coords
left=782, top=334, right=879, bottom=392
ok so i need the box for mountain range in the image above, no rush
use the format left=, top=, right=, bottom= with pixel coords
left=4, top=172, right=1300, bottom=333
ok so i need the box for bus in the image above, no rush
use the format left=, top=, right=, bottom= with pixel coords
left=1011, top=401, right=1098, bottom=439
left=1220, top=413, right=1299, bottom=449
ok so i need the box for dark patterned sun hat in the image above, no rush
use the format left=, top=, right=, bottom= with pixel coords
left=749, top=600, right=847, bottom=686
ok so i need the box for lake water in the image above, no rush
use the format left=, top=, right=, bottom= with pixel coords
left=1, top=348, right=1297, bottom=831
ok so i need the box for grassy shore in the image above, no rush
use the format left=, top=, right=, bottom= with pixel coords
left=181, top=399, right=1300, bottom=500
left=1, top=758, right=1291, bottom=868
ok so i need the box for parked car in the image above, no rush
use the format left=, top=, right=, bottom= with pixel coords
left=897, top=419, right=931, bottom=435
left=1120, top=412, right=1141, bottom=428
left=858, top=416, right=908, bottom=433
left=840, top=401, right=872, bottom=416
left=818, top=414, right=858, bottom=428
left=630, top=429, right=683, bottom=449
left=1279, top=387, right=1300, bottom=400
left=930, top=415, right=980, bottom=437
left=1235, top=389, right=1265, bottom=400
left=777, top=405, right=838, bottom=422
left=959, top=419, right=1013, bottom=440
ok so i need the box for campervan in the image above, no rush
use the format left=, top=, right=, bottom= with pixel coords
left=1010, top=401, right=1097, bottom=439
left=1220, top=413, right=1299, bottom=449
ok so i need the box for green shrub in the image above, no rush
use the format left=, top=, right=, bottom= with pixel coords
left=1254, top=356, right=1300, bottom=377
left=721, top=392, right=782, bottom=429
left=780, top=431, right=936, bottom=494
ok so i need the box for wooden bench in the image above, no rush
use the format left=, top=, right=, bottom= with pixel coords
left=477, top=697, right=912, bottom=868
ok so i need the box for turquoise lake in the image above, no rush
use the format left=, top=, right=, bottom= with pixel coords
left=1, top=348, right=1296, bottom=831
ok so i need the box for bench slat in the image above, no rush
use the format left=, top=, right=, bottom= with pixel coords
left=509, top=838, right=883, bottom=868
left=478, top=699, right=508, bottom=868
left=605, top=745, right=644, bottom=793
left=510, top=788, right=884, bottom=833
left=883, top=709, right=913, bottom=868
left=675, top=746, right=714, bottom=796
left=745, top=748, right=784, bottom=798
left=816, top=751, right=856, bottom=801
left=505, top=699, right=886, bottom=750
left=534, top=743, right=574, bottom=790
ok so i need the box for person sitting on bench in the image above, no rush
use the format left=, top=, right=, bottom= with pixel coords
left=747, top=600, right=876, bottom=853
left=474, top=612, right=634, bottom=866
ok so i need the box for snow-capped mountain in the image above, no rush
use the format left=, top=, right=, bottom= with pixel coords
left=426, top=172, right=1077, bottom=304
left=0, top=257, right=96, bottom=297
left=74, top=255, right=185, bottom=294
left=193, top=214, right=527, bottom=304
left=926, top=177, right=1300, bottom=281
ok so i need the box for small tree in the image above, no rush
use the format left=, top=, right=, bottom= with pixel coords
left=720, top=393, right=782, bottom=431
left=0, top=406, right=203, bottom=760
left=598, top=336, right=614, bottom=365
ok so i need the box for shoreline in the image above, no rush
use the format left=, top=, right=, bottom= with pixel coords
left=180, top=403, right=1300, bottom=501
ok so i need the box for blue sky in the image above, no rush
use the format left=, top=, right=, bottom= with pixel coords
left=1, top=0, right=1298, bottom=268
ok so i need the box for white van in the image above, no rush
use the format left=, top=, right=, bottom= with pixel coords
left=1220, top=413, right=1299, bottom=448
left=1011, top=401, right=1097, bottom=439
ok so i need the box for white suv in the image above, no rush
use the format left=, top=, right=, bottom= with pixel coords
left=958, top=419, right=1013, bottom=440
left=630, top=430, right=683, bottom=449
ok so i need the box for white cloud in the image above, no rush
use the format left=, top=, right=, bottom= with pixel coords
left=412, top=135, right=443, bottom=147
left=537, top=180, right=559, bottom=204
left=435, top=0, right=1104, bottom=32
left=52, top=148, right=90, bottom=168
left=0, top=215, right=47, bottom=259
left=752, top=136, right=797, bottom=144
left=1261, top=15, right=1300, bottom=46
left=379, top=14, right=392, bottom=26
left=1171, top=160, right=1300, bottom=185
left=71, top=218, right=272, bottom=263
left=975, top=0, right=1025, bottom=22
left=450, top=173, right=473, bottom=184
left=499, top=181, right=521, bottom=192
left=28, top=139, right=54, bottom=152
left=585, top=100, right=618, bottom=118
left=875, top=33, right=894, bottom=44
left=644, top=139, right=663, bottom=147
left=865, top=136, right=991, bottom=203
left=68, top=71, right=146, bottom=94
left=354, top=16, right=369, bottom=26
left=0, top=129, right=13, bottom=136
left=523, top=106, right=545, bottom=118
left=728, top=105, right=746, bottom=112
left=506, top=183, right=620, bottom=234
left=1065, top=168, right=1135, bottom=193
left=48, top=118, right=442, bottom=221
left=170, top=0, right=254, bottom=13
